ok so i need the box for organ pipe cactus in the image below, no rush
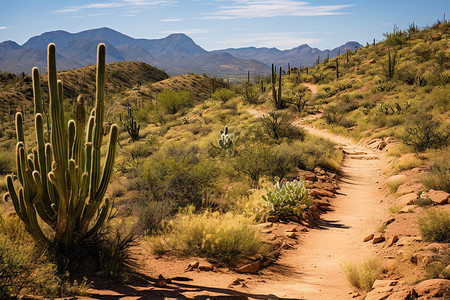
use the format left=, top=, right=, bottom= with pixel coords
left=124, top=106, right=140, bottom=141
left=4, top=43, right=118, bottom=252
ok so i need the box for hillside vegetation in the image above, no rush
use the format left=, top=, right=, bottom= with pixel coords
left=0, top=21, right=449, bottom=298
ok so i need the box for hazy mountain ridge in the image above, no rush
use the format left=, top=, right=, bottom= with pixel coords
left=0, top=27, right=361, bottom=76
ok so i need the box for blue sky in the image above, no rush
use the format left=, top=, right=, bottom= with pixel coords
left=0, top=0, right=448, bottom=50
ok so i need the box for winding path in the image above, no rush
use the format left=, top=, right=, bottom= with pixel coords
left=244, top=84, right=390, bottom=299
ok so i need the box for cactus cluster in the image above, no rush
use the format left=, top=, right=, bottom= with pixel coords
left=271, top=63, right=284, bottom=109
left=217, top=126, right=235, bottom=150
left=124, top=106, right=140, bottom=141
left=4, top=43, right=118, bottom=252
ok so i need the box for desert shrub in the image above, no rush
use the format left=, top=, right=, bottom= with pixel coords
left=212, top=88, right=235, bottom=102
left=133, top=195, right=176, bottom=235
left=418, top=210, right=450, bottom=243
left=386, top=177, right=404, bottom=194
left=149, top=210, right=267, bottom=264
left=341, top=259, right=383, bottom=291
left=400, top=113, right=449, bottom=152
left=422, top=150, right=450, bottom=193
left=262, top=179, right=313, bottom=219
left=259, top=111, right=305, bottom=141
left=295, top=136, right=343, bottom=172
left=141, top=144, right=218, bottom=207
left=157, top=90, right=193, bottom=114
left=0, top=152, right=12, bottom=175
left=0, top=216, right=91, bottom=298
left=391, top=155, right=422, bottom=173
left=97, top=228, right=138, bottom=282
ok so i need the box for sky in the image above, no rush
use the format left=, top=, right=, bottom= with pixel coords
left=0, top=0, right=449, bottom=51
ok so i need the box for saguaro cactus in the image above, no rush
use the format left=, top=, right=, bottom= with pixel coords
left=4, top=43, right=118, bottom=252
left=124, top=106, right=140, bottom=141
left=271, top=63, right=284, bottom=109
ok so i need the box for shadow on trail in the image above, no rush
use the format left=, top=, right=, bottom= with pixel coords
left=314, top=219, right=351, bottom=230
left=87, top=272, right=304, bottom=300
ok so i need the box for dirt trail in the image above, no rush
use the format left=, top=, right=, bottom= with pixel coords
left=242, top=83, right=390, bottom=299
left=244, top=118, right=389, bottom=299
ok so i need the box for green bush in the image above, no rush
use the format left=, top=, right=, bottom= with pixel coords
left=0, top=216, right=91, bottom=298
left=418, top=210, right=450, bottom=242
left=149, top=210, right=267, bottom=264
left=422, top=149, right=450, bottom=193
left=0, top=152, right=12, bottom=175
left=157, top=90, right=193, bottom=114
left=141, top=144, right=218, bottom=207
left=400, top=113, right=449, bottom=152
left=262, top=179, right=313, bottom=219
left=212, top=88, right=235, bottom=102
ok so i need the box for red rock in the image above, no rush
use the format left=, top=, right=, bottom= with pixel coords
left=427, top=189, right=449, bottom=205
left=364, top=234, right=375, bottom=242
left=386, top=235, right=399, bottom=247
left=236, top=261, right=262, bottom=274
left=373, top=233, right=385, bottom=244
left=413, top=278, right=450, bottom=297
left=396, top=193, right=417, bottom=206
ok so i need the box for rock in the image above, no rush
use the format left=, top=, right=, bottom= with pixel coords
left=314, top=167, right=325, bottom=175
left=266, top=215, right=279, bottom=222
left=283, top=231, right=297, bottom=239
left=198, top=265, right=215, bottom=272
left=427, top=189, right=450, bottom=205
left=248, top=254, right=264, bottom=261
left=386, top=174, right=406, bottom=185
left=261, top=229, right=272, bottom=234
left=396, top=193, right=417, bottom=206
left=257, top=222, right=273, bottom=229
left=365, top=286, right=395, bottom=300
left=385, top=288, right=418, bottom=300
left=310, top=188, right=336, bottom=198
left=298, top=170, right=316, bottom=182
left=155, top=274, right=167, bottom=287
left=373, top=233, right=385, bottom=244
left=411, top=251, right=441, bottom=266
left=413, top=278, right=450, bottom=297
left=397, top=183, right=422, bottom=195
left=187, top=261, right=199, bottom=269
left=383, top=218, right=396, bottom=227
left=236, top=260, right=262, bottom=274
left=377, top=141, right=387, bottom=150
left=364, top=233, right=375, bottom=242
left=386, top=235, right=399, bottom=247
left=286, top=215, right=299, bottom=222
left=441, top=264, right=450, bottom=279
left=261, top=259, right=274, bottom=268
left=397, top=236, right=422, bottom=246
left=372, top=279, right=399, bottom=288
left=398, top=205, right=416, bottom=214
left=286, top=227, right=298, bottom=232
left=424, top=243, right=450, bottom=252
left=229, top=278, right=245, bottom=286
left=313, top=181, right=337, bottom=193
left=368, top=58, right=376, bottom=65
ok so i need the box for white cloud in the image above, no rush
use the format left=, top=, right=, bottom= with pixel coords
left=160, top=18, right=184, bottom=22
left=52, top=0, right=177, bottom=14
left=0, top=27, right=7, bottom=30
left=218, top=32, right=321, bottom=49
left=203, top=0, right=352, bottom=19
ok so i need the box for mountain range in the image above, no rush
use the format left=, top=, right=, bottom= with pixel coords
left=0, top=27, right=362, bottom=77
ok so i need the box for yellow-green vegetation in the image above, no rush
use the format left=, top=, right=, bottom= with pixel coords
left=418, top=209, right=450, bottom=242
left=305, top=22, right=449, bottom=151
left=386, top=177, right=405, bottom=194
left=421, top=148, right=450, bottom=193
left=341, top=258, right=384, bottom=291
left=148, top=208, right=268, bottom=264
